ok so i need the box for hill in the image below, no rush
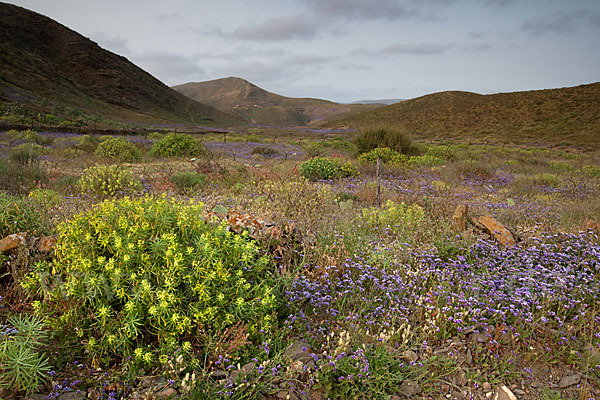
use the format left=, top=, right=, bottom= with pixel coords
left=351, top=99, right=404, bottom=105
left=173, top=77, right=379, bottom=126
left=324, top=83, right=600, bottom=149
left=0, top=2, right=239, bottom=127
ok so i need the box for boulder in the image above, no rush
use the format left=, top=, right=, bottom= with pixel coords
left=476, top=216, right=516, bottom=246
left=0, top=232, right=27, bottom=253
left=452, top=204, right=469, bottom=232
left=36, top=235, right=57, bottom=253
left=494, top=385, right=517, bottom=400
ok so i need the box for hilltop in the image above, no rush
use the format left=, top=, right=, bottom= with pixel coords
left=0, top=2, right=239, bottom=127
left=324, top=83, right=600, bottom=149
left=173, top=77, right=379, bottom=126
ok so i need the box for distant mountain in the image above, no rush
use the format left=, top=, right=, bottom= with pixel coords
left=173, top=77, right=380, bottom=126
left=351, top=99, right=404, bottom=105
left=0, top=3, right=239, bottom=127
left=324, top=83, right=600, bottom=149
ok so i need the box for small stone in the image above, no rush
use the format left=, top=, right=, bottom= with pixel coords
left=22, top=394, right=48, bottom=400
left=401, top=350, right=419, bottom=363
left=513, top=389, right=526, bottom=396
left=469, top=332, right=490, bottom=343
left=275, top=390, right=299, bottom=400
left=482, top=382, right=492, bottom=392
left=457, top=371, right=468, bottom=386
left=230, top=361, right=255, bottom=382
left=494, top=385, right=517, bottom=400
left=87, top=388, right=100, bottom=400
left=486, top=392, right=493, bottom=399
left=398, top=380, right=421, bottom=397
left=283, top=340, right=313, bottom=363
left=58, top=392, right=87, bottom=400
left=558, top=374, right=581, bottom=388
left=390, top=396, right=401, bottom=400
left=466, top=348, right=473, bottom=365
left=452, top=204, right=469, bottom=232
left=0, top=232, right=27, bottom=253
left=154, top=387, right=177, bottom=399
left=139, top=375, right=160, bottom=387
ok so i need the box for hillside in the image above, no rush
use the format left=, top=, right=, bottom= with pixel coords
left=0, top=3, right=239, bottom=127
left=324, top=83, right=600, bottom=149
left=173, top=77, right=379, bottom=126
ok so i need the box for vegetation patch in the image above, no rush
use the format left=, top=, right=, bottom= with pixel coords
left=94, top=137, right=142, bottom=163
left=151, top=133, right=207, bottom=158
left=77, top=165, right=142, bottom=198
left=300, top=157, right=357, bottom=181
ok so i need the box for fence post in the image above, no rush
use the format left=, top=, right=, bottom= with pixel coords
left=377, top=157, right=381, bottom=207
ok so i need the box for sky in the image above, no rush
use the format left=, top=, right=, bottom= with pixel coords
left=7, top=0, right=600, bottom=103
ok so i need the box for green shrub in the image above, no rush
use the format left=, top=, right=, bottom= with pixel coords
left=77, top=134, right=100, bottom=153
left=9, top=143, right=44, bottom=165
left=300, top=157, right=357, bottom=181
left=532, top=173, right=562, bottom=188
left=354, top=128, right=419, bottom=156
left=28, top=188, right=61, bottom=209
left=7, top=129, right=46, bottom=145
left=148, top=131, right=165, bottom=140
left=407, top=154, right=445, bottom=167
left=0, top=159, right=47, bottom=194
left=582, top=165, right=600, bottom=178
left=94, top=137, right=142, bottom=163
left=361, top=200, right=424, bottom=229
left=0, top=192, right=47, bottom=237
left=23, top=196, right=277, bottom=367
left=151, top=133, right=207, bottom=158
left=170, top=171, right=207, bottom=194
left=357, top=147, right=408, bottom=165
left=303, top=142, right=325, bottom=158
left=251, top=146, right=279, bottom=157
left=425, top=145, right=457, bottom=161
left=77, top=165, right=142, bottom=198
left=0, top=314, right=51, bottom=395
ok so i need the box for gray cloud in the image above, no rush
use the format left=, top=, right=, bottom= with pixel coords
left=154, top=12, right=181, bottom=22
left=379, top=43, right=448, bottom=55
left=92, top=32, right=130, bottom=55
left=521, top=10, right=599, bottom=36
left=233, top=16, right=319, bottom=41
left=484, top=0, right=514, bottom=8
left=301, top=0, right=412, bottom=20
left=132, top=52, right=206, bottom=85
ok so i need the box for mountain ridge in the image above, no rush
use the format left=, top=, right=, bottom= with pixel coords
left=173, top=77, right=380, bottom=127
left=0, top=2, right=239, bottom=127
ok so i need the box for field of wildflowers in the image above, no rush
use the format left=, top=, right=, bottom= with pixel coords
left=0, top=127, right=599, bottom=399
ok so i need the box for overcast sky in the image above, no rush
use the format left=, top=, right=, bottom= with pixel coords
left=7, top=0, right=600, bottom=102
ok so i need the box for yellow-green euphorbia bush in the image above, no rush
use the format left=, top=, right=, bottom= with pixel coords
left=23, top=196, right=277, bottom=366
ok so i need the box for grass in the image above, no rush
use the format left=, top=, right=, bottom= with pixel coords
left=1, top=127, right=599, bottom=399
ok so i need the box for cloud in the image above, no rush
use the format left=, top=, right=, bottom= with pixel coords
left=301, top=0, right=411, bottom=20
left=379, top=43, right=449, bottom=55
left=92, top=32, right=130, bottom=55
left=521, top=10, right=599, bottom=36
left=132, top=52, right=206, bottom=85
left=154, top=13, right=181, bottom=22
left=233, top=16, right=319, bottom=41
left=484, top=0, right=514, bottom=8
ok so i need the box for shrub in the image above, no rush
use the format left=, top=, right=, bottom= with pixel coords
left=361, top=200, right=424, bottom=229
left=28, top=188, right=61, bottom=209
left=0, top=192, right=47, bottom=237
left=94, top=137, right=142, bottom=163
left=354, top=128, right=419, bottom=156
left=0, top=159, right=46, bottom=194
left=0, top=314, right=51, bottom=395
left=23, top=196, right=277, bottom=367
left=7, top=129, right=45, bottom=145
left=303, top=142, right=325, bottom=158
left=148, top=131, right=165, bottom=140
left=77, top=165, right=142, bottom=198
left=425, top=145, right=457, bottom=161
left=151, top=133, right=207, bottom=158
left=406, top=154, right=445, bottom=167
left=582, top=165, right=600, bottom=178
left=251, top=146, right=279, bottom=157
left=300, top=157, right=357, bottom=181
left=9, top=143, right=44, bottom=165
left=77, top=134, right=100, bottom=153
left=357, top=147, right=407, bottom=165
left=170, top=171, right=207, bottom=194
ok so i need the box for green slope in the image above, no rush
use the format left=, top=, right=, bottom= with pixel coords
left=0, top=2, right=241, bottom=127
left=323, top=83, right=600, bottom=149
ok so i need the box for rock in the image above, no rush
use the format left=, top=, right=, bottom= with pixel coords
left=36, top=235, right=57, bottom=253
left=398, top=380, right=421, bottom=397
left=452, top=205, right=469, bottom=232
left=275, top=390, right=299, bottom=400
left=494, top=385, right=517, bottom=400
left=58, top=392, right=87, bottom=400
left=469, top=332, right=490, bottom=343
left=482, top=382, right=492, bottom=392
left=139, top=375, right=161, bottom=387
left=154, top=387, right=177, bottom=399
left=400, top=350, right=419, bottom=363
left=87, top=387, right=100, bottom=400
left=477, top=216, right=516, bottom=246
left=0, top=232, right=27, bottom=253
left=22, top=394, right=48, bottom=400
left=456, top=370, right=468, bottom=386
left=390, top=396, right=402, bottom=400
left=230, top=361, right=255, bottom=382
left=558, top=374, right=581, bottom=388
left=584, top=220, right=600, bottom=235
left=466, top=348, right=473, bottom=365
